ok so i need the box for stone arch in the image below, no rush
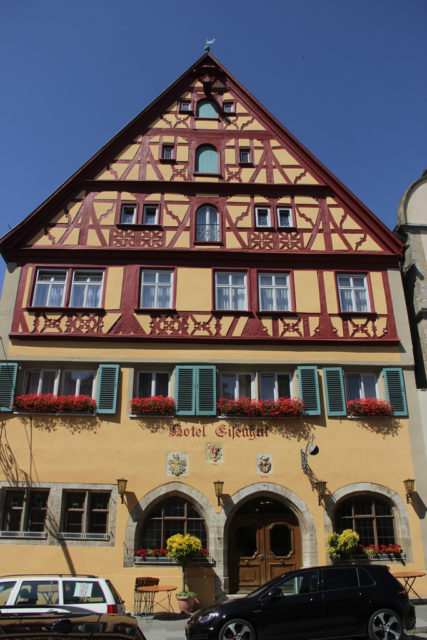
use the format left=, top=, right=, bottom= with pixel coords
left=217, top=483, right=318, bottom=593
left=324, top=482, right=412, bottom=562
left=123, top=482, right=217, bottom=567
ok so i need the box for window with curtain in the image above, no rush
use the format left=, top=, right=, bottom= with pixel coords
left=337, top=275, right=370, bottom=312
left=140, top=270, right=173, bottom=309
left=136, top=371, right=170, bottom=397
left=258, top=273, right=290, bottom=311
left=220, top=373, right=254, bottom=400
left=61, top=370, right=96, bottom=397
left=195, top=145, right=218, bottom=174
left=215, top=272, right=247, bottom=311
left=139, top=497, right=207, bottom=549
left=259, top=373, right=291, bottom=400
left=33, top=270, right=67, bottom=307
left=335, top=495, right=396, bottom=547
left=345, top=373, right=377, bottom=401
left=70, top=271, right=103, bottom=308
left=24, top=369, right=58, bottom=395
left=196, top=99, right=218, bottom=119
left=196, top=206, right=219, bottom=242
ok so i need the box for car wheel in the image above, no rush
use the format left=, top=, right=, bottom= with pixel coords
left=368, top=608, right=403, bottom=640
left=219, top=618, right=256, bottom=640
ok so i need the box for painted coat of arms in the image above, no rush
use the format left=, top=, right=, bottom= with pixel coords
left=167, top=452, right=188, bottom=476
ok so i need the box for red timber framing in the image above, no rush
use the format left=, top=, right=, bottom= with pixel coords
left=0, top=53, right=402, bottom=345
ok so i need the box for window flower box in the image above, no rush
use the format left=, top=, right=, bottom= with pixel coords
left=216, top=397, right=305, bottom=418
left=134, top=546, right=210, bottom=565
left=13, top=393, right=96, bottom=414
left=346, top=398, right=393, bottom=417
left=131, top=396, right=175, bottom=416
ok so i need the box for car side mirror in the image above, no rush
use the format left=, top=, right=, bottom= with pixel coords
left=265, top=587, right=282, bottom=600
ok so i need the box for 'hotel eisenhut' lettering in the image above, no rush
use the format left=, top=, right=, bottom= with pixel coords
left=169, top=423, right=269, bottom=439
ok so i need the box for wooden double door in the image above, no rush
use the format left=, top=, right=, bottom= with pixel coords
left=229, top=499, right=301, bottom=593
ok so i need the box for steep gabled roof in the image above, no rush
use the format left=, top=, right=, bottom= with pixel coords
left=0, top=52, right=402, bottom=257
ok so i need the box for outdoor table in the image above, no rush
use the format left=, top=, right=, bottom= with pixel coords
left=392, top=571, right=426, bottom=601
left=135, top=585, right=177, bottom=616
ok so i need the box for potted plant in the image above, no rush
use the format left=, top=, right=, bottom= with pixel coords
left=326, top=529, right=360, bottom=562
left=166, top=533, right=203, bottom=614
left=259, top=397, right=305, bottom=417
left=346, top=398, right=393, bottom=417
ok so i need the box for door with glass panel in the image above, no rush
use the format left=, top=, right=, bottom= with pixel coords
left=229, top=498, right=301, bottom=593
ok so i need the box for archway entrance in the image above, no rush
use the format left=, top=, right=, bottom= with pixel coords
left=228, top=496, right=302, bottom=593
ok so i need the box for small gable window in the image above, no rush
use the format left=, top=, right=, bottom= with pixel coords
left=255, top=206, right=271, bottom=228
left=196, top=206, right=219, bottom=242
left=179, top=100, right=192, bottom=113
left=196, top=99, right=218, bottom=119
left=223, top=101, right=235, bottom=114
left=277, top=207, right=293, bottom=228
left=161, top=144, right=174, bottom=161
left=239, top=148, right=251, bottom=164
left=142, top=204, right=159, bottom=225
left=121, top=204, right=137, bottom=224
left=195, top=144, right=218, bottom=174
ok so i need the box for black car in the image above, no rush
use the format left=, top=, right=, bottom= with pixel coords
left=186, top=565, right=415, bottom=640
left=0, top=610, right=147, bottom=639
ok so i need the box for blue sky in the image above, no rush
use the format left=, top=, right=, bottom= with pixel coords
left=0, top=0, right=426, bottom=285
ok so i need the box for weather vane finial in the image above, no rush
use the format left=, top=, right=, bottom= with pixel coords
left=204, top=38, right=215, bottom=52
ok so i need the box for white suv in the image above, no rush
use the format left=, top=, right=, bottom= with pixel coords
left=0, top=575, right=125, bottom=615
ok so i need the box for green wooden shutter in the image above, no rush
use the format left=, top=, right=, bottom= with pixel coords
left=383, top=368, right=408, bottom=416
left=176, top=366, right=196, bottom=415
left=196, top=366, right=216, bottom=415
left=96, top=364, right=120, bottom=414
left=298, top=366, right=320, bottom=415
left=324, top=367, right=346, bottom=416
left=0, top=362, right=18, bottom=412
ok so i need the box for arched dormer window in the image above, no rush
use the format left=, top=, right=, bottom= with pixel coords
left=196, top=99, right=218, bottom=119
left=196, top=205, right=219, bottom=242
left=195, top=144, right=218, bottom=174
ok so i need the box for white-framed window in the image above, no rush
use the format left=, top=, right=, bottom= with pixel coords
left=61, top=370, right=96, bottom=397
left=196, top=205, right=219, bottom=242
left=23, top=369, right=58, bottom=395
left=33, top=270, right=67, bottom=307
left=179, top=100, right=192, bottom=112
left=239, top=148, right=251, bottom=164
left=337, top=274, right=370, bottom=312
left=345, top=373, right=377, bottom=401
left=277, top=207, right=293, bottom=228
left=223, top=101, right=235, bottom=114
left=136, top=371, right=170, bottom=397
left=258, top=273, right=290, bottom=311
left=70, top=271, right=103, bottom=308
left=255, top=206, right=271, bottom=228
left=142, top=204, right=159, bottom=225
left=120, top=204, right=137, bottom=224
left=215, top=272, right=247, bottom=311
left=220, top=373, right=255, bottom=400
left=259, top=373, right=291, bottom=400
left=140, top=270, right=173, bottom=309
left=161, top=145, right=174, bottom=161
